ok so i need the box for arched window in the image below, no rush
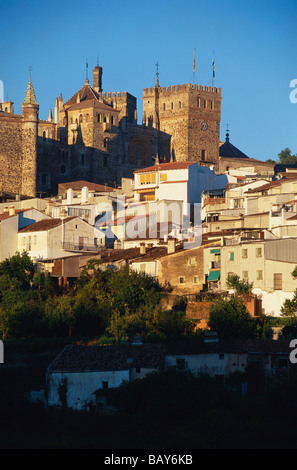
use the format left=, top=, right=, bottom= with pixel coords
left=111, top=116, right=114, bottom=125
left=43, top=131, right=46, bottom=142
left=79, top=114, right=83, bottom=123
left=103, top=115, right=106, bottom=123
left=86, top=114, right=89, bottom=122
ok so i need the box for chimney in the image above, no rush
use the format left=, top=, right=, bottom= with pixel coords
left=3, top=207, right=9, bottom=213
left=81, top=186, right=89, bottom=204
left=93, top=65, right=103, bottom=93
left=9, top=206, right=15, bottom=216
left=167, top=237, right=176, bottom=254
left=147, top=243, right=154, bottom=249
left=140, top=243, right=146, bottom=255
left=67, top=188, right=73, bottom=205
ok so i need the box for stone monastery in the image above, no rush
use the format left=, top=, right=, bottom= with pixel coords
left=0, top=63, right=274, bottom=198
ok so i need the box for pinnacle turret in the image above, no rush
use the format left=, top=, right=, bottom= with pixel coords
left=23, top=78, right=38, bottom=105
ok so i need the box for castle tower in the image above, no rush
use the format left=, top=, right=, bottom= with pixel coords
left=142, top=81, right=222, bottom=168
left=21, top=78, right=39, bottom=197
left=93, top=64, right=103, bottom=93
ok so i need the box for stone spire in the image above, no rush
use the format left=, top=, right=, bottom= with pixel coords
left=155, top=61, right=160, bottom=88
left=48, top=109, right=53, bottom=122
left=23, top=78, right=38, bottom=105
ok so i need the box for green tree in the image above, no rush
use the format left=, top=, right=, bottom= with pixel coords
left=278, top=148, right=297, bottom=165
left=208, top=297, right=256, bottom=340
left=226, top=274, right=253, bottom=295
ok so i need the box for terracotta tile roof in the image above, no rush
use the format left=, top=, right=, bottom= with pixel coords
left=48, top=343, right=167, bottom=372
left=0, top=208, right=32, bottom=222
left=64, top=83, right=102, bottom=108
left=246, top=180, right=284, bottom=194
left=18, top=217, right=75, bottom=233
left=48, top=339, right=292, bottom=373
left=59, top=181, right=115, bottom=193
left=134, top=162, right=195, bottom=174
left=166, top=339, right=292, bottom=355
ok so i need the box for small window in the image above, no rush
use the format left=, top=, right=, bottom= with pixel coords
left=163, top=103, right=166, bottom=110
left=229, top=252, right=234, bottom=261
left=201, top=150, right=206, bottom=161
left=204, top=100, right=207, bottom=109
left=242, top=271, right=248, bottom=280
left=42, top=131, right=46, bottom=142
left=176, top=358, right=186, bottom=369
left=197, top=98, right=200, bottom=108
left=60, top=164, right=67, bottom=175
left=257, top=270, right=263, bottom=281
left=242, top=249, right=248, bottom=259
left=256, top=247, right=262, bottom=258
left=274, top=273, right=282, bottom=290
left=160, top=173, right=167, bottom=182
left=188, top=257, right=196, bottom=266
left=171, top=102, right=173, bottom=110
left=193, top=276, right=198, bottom=284
left=79, top=114, right=83, bottom=123
left=179, top=277, right=185, bottom=284
left=179, top=101, right=181, bottom=108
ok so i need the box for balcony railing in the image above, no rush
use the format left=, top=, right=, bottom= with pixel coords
left=62, top=242, right=100, bottom=253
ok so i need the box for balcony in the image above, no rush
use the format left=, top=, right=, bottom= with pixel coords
left=62, top=242, right=100, bottom=253
left=211, top=261, right=221, bottom=269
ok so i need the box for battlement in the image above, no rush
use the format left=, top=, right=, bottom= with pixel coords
left=143, top=84, right=221, bottom=96
left=102, top=91, right=128, bottom=99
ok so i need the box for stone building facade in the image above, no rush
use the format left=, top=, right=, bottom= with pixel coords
left=0, top=62, right=271, bottom=199
left=142, top=76, right=222, bottom=167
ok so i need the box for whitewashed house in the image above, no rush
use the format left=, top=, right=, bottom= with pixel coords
left=0, top=206, right=51, bottom=261
left=46, top=343, right=166, bottom=411
left=18, top=215, right=105, bottom=263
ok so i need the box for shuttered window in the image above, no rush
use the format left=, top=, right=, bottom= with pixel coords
left=274, top=273, right=282, bottom=290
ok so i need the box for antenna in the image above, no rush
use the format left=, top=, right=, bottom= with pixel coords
left=86, top=58, right=88, bottom=80
left=28, top=66, right=33, bottom=80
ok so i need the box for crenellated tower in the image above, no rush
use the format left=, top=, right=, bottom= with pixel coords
left=143, top=80, right=221, bottom=168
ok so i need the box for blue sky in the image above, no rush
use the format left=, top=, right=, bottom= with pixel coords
left=1, top=0, right=296, bottom=161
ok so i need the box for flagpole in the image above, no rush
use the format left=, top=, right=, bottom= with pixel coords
left=212, top=52, right=215, bottom=87
left=193, top=48, right=196, bottom=86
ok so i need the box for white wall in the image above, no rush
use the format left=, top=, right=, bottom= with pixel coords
left=164, top=353, right=247, bottom=377
left=47, top=370, right=129, bottom=410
